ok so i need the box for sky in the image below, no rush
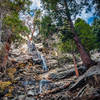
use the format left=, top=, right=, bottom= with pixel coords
left=31, top=0, right=95, bottom=24
left=76, top=7, right=95, bottom=24
left=31, top=0, right=41, bottom=9
left=21, top=0, right=95, bottom=37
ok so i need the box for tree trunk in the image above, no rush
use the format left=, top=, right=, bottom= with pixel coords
left=72, top=52, right=79, bottom=77
left=1, top=42, right=10, bottom=73
left=64, top=0, right=95, bottom=67
left=1, top=33, right=11, bottom=73
left=30, top=26, right=35, bottom=41
left=73, top=34, right=95, bottom=67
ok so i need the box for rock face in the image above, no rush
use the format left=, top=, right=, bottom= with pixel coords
left=27, top=90, right=35, bottom=96
left=18, top=95, right=25, bottom=100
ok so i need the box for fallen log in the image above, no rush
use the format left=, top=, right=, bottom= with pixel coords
left=73, top=95, right=100, bottom=100
left=35, top=82, right=71, bottom=98
left=69, top=65, right=100, bottom=92
left=48, top=66, right=87, bottom=81
left=69, top=75, right=86, bottom=91
left=76, top=85, right=87, bottom=97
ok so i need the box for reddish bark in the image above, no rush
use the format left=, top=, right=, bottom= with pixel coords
left=64, top=0, right=95, bottom=67
left=73, top=35, right=95, bottom=67
left=1, top=32, right=11, bottom=72
left=0, top=43, right=10, bottom=72
left=72, top=53, right=79, bottom=77
left=2, top=43, right=10, bottom=69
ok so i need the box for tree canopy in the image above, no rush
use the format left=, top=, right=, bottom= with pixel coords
left=75, top=18, right=98, bottom=51
left=0, top=0, right=31, bottom=43
left=92, top=18, right=100, bottom=43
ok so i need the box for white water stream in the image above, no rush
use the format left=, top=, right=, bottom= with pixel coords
left=27, top=40, right=49, bottom=94
left=37, top=51, right=48, bottom=71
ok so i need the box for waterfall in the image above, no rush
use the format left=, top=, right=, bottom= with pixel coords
left=27, top=40, right=48, bottom=71
left=27, top=40, right=36, bottom=53
left=37, top=51, right=48, bottom=71
left=37, top=50, right=41, bottom=59
left=41, top=54, right=48, bottom=71
left=37, top=51, right=49, bottom=94
left=27, top=40, right=31, bottom=53
left=27, top=40, right=49, bottom=94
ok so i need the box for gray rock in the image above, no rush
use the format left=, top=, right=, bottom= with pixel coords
left=3, top=97, right=8, bottom=100
left=18, top=95, right=25, bottom=100
left=25, top=97, right=35, bottom=100
left=27, top=90, right=34, bottom=96
left=0, top=42, right=3, bottom=50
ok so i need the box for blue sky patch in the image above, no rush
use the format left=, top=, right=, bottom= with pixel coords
left=88, top=16, right=95, bottom=24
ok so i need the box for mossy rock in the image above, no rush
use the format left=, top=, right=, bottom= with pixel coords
left=0, top=81, right=11, bottom=91
left=7, top=68, right=16, bottom=81
left=7, top=68, right=16, bottom=74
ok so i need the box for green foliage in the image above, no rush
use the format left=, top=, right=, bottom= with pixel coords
left=3, top=13, right=30, bottom=42
left=58, top=38, right=76, bottom=53
left=92, top=18, right=100, bottom=42
left=75, top=18, right=91, bottom=34
left=33, top=9, right=41, bottom=30
left=41, top=0, right=99, bottom=54
left=1, top=0, right=31, bottom=43
left=40, top=0, right=80, bottom=53
left=0, top=0, right=31, bottom=13
left=41, top=0, right=76, bottom=39
left=42, top=0, right=59, bottom=10
left=40, top=16, right=56, bottom=38
left=75, top=18, right=99, bottom=51
left=58, top=55, right=73, bottom=64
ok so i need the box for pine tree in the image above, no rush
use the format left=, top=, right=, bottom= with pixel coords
left=41, top=0, right=96, bottom=67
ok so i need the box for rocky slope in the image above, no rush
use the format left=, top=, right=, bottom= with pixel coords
left=0, top=42, right=100, bottom=100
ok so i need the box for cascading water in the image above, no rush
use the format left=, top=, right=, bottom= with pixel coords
left=27, top=40, right=36, bottom=53
left=40, top=54, right=48, bottom=71
left=37, top=50, right=48, bottom=71
left=37, top=50, right=41, bottom=59
left=37, top=50, right=49, bottom=94
left=27, top=40, right=49, bottom=94
left=27, top=40, right=48, bottom=71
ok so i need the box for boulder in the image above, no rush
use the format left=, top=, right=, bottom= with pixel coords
left=27, top=90, right=35, bottom=96
left=18, top=95, right=25, bottom=100
left=25, top=97, right=35, bottom=100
